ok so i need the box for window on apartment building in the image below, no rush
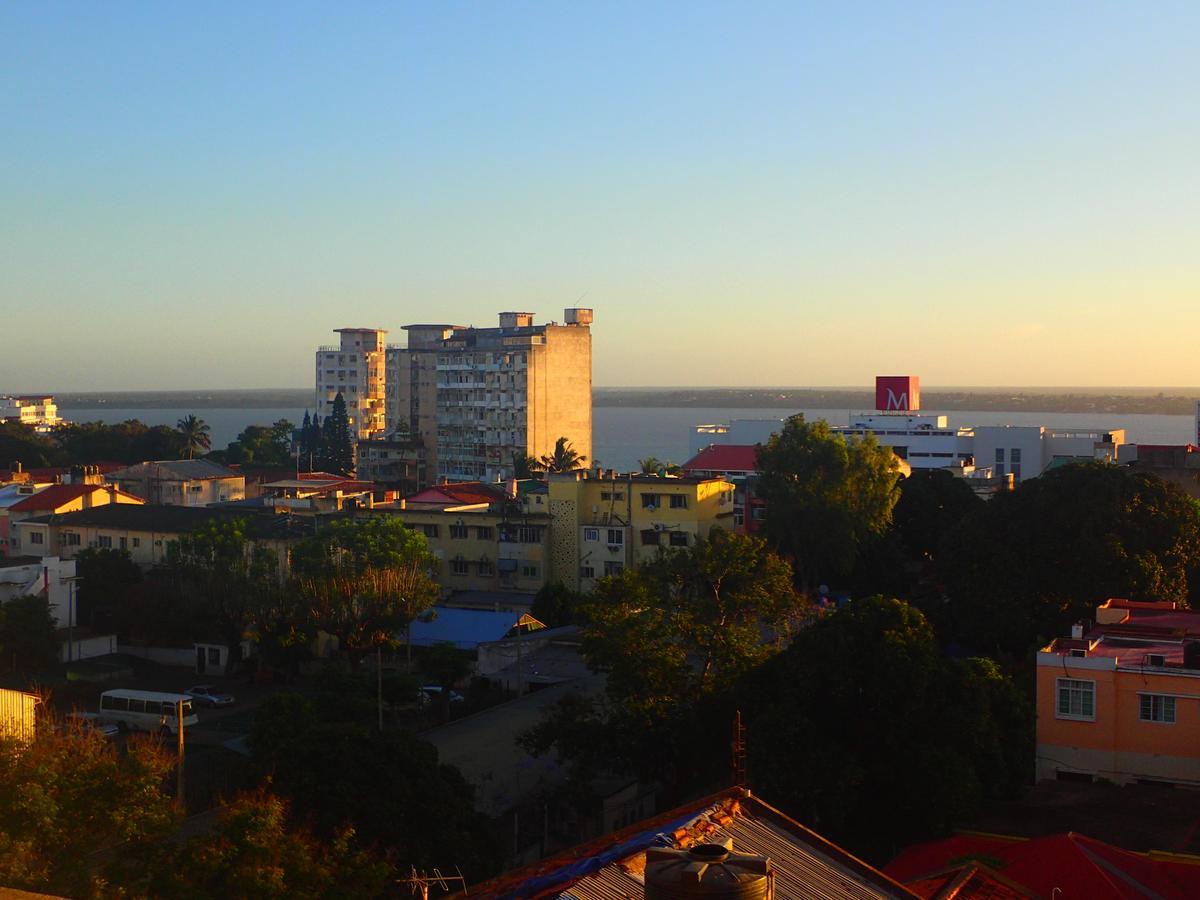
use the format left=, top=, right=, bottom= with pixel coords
left=119, top=537, right=127, bottom=550
left=421, top=524, right=439, bottom=538
left=641, top=529, right=661, bottom=547
left=450, top=524, right=469, bottom=540
left=1139, top=694, right=1176, bottom=724
left=62, top=533, right=81, bottom=546
left=995, top=448, right=1005, bottom=464
left=604, top=561, right=624, bottom=576
left=521, top=564, right=539, bottom=579
left=517, top=525, right=543, bottom=543
left=734, top=509, right=745, bottom=527
left=669, top=494, right=688, bottom=509
left=29, top=532, right=43, bottom=545
left=476, top=526, right=493, bottom=540
left=641, top=493, right=660, bottom=509
left=583, top=527, right=600, bottom=542
left=580, top=564, right=595, bottom=579
left=450, top=559, right=469, bottom=576
left=669, top=531, right=689, bottom=547
left=1011, top=448, right=1022, bottom=481
left=1056, top=678, right=1095, bottom=720
left=606, top=529, right=624, bottom=545
left=478, top=560, right=495, bottom=576
left=132, top=537, right=141, bottom=548
left=98, top=536, right=113, bottom=549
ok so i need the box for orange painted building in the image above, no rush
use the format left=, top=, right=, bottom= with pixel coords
left=1036, top=598, right=1200, bottom=785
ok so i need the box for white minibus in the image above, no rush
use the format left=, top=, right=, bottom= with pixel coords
left=98, top=689, right=198, bottom=734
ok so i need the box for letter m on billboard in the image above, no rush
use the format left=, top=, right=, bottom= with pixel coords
left=875, top=376, right=920, bottom=412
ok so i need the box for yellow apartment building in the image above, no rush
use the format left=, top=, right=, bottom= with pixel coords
left=546, top=470, right=737, bottom=593
left=368, top=481, right=552, bottom=601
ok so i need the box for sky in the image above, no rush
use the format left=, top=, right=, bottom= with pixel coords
left=2, top=2, right=1198, bottom=390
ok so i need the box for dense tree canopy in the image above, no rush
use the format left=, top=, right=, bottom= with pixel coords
left=939, top=462, right=1200, bottom=657
left=170, top=518, right=281, bottom=672
left=251, top=692, right=499, bottom=879
left=522, top=530, right=803, bottom=797
left=211, top=419, right=295, bottom=467
left=756, top=416, right=902, bottom=591
left=892, top=468, right=983, bottom=564
left=141, top=788, right=393, bottom=899
left=741, top=596, right=1030, bottom=861
left=0, top=725, right=176, bottom=897
left=292, top=517, right=439, bottom=667
left=0, top=595, right=59, bottom=675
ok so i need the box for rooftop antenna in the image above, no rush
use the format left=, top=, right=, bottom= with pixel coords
left=396, top=867, right=467, bottom=900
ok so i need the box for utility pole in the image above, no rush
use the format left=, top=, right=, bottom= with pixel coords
left=377, top=644, right=384, bottom=731
left=176, top=699, right=186, bottom=809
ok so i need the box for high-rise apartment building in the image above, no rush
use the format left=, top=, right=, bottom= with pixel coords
left=314, top=328, right=387, bottom=440
left=319, top=310, right=592, bottom=484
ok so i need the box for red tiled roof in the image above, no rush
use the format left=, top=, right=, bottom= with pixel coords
left=888, top=832, right=1200, bottom=899
left=405, top=482, right=506, bottom=506
left=8, top=484, right=103, bottom=513
left=682, top=444, right=760, bottom=474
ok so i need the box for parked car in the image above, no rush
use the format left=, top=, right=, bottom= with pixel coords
left=184, top=685, right=236, bottom=707
left=419, top=685, right=464, bottom=706
left=62, top=712, right=120, bottom=740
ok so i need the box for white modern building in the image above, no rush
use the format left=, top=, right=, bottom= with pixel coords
left=314, top=328, right=388, bottom=440
left=0, top=395, right=60, bottom=431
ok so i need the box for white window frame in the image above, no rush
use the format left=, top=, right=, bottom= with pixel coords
left=1056, top=677, right=1096, bottom=721
left=1138, top=693, right=1177, bottom=724
left=583, top=527, right=600, bottom=542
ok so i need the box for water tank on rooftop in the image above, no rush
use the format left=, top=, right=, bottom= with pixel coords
left=645, top=843, right=771, bottom=900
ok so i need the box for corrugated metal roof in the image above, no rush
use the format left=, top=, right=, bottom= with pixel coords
left=469, top=790, right=915, bottom=899
left=408, top=607, right=545, bottom=650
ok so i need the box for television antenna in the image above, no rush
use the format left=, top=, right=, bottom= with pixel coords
left=397, top=867, right=468, bottom=900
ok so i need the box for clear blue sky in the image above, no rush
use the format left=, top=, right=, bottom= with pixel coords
left=3, top=2, right=1198, bottom=390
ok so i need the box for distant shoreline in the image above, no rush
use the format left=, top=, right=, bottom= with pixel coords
left=48, top=387, right=1200, bottom=416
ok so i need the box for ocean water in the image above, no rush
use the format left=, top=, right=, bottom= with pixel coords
left=59, top=405, right=1195, bottom=473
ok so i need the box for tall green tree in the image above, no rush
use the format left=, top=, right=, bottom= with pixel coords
left=170, top=518, right=280, bottom=672
left=756, top=415, right=901, bottom=592
left=141, top=787, right=394, bottom=899
left=0, top=421, right=57, bottom=469
left=940, top=462, right=1200, bottom=658
left=292, top=517, right=439, bottom=669
left=522, top=530, right=803, bottom=796
left=175, top=414, right=212, bottom=459
left=319, top=394, right=354, bottom=476
left=891, top=468, right=983, bottom=564
left=532, top=436, right=586, bottom=474
left=0, top=724, right=176, bottom=898
left=0, top=595, right=59, bottom=675
left=741, top=596, right=1030, bottom=861
left=250, top=693, right=500, bottom=879
left=73, top=547, right=143, bottom=631
left=213, top=419, right=296, bottom=467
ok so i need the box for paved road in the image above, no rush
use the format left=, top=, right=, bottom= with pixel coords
left=423, top=675, right=605, bottom=818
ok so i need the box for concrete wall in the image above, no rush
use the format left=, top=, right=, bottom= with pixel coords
left=60, top=634, right=119, bottom=662
left=1036, top=654, right=1200, bottom=785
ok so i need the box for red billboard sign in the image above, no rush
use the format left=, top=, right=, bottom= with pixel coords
left=875, top=376, right=920, bottom=412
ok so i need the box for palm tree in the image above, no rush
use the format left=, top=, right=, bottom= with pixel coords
left=534, top=437, right=587, bottom=474
left=639, top=457, right=664, bottom=475
left=176, top=414, right=212, bottom=459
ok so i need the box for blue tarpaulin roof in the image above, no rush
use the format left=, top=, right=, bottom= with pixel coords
left=407, top=607, right=544, bottom=651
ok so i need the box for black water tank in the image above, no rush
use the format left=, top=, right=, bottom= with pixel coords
left=644, top=843, right=771, bottom=900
